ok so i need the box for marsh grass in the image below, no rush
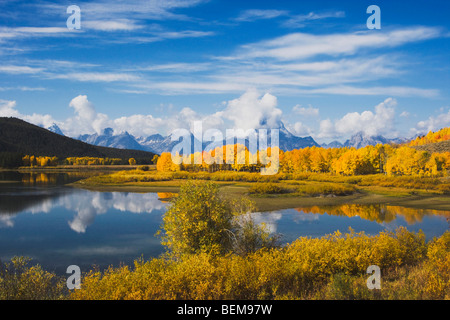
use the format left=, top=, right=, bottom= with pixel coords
left=78, top=170, right=449, bottom=193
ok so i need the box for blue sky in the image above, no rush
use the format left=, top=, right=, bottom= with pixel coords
left=0, top=0, right=449, bottom=143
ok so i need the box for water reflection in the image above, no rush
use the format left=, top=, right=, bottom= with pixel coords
left=156, top=192, right=178, bottom=203
left=295, top=204, right=450, bottom=225
left=0, top=187, right=169, bottom=273
left=1, top=173, right=449, bottom=273
left=0, top=188, right=167, bottom=233
left=0, top=171, right=97, bottom=186
left=66, top=192, right=166, bottom=233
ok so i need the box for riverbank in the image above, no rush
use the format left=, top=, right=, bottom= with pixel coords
left=14, top=165, right=153, bottom=172
left=71, top=170, right=450, bottom=212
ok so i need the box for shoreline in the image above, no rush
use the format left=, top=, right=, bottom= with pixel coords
left=70, top=180, right=450, bottom=212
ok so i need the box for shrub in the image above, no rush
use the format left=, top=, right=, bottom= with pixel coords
left=297, top=183, right=356, bottom=196
left=248, top=183, right=292, bottom=195
left=70, top=228, right=435, bottom=300
left=158, top=181, right=277, bottom=257
left=0, top=257, right=67, bottom=300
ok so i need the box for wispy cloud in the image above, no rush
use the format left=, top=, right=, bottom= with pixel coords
left=39, top=0, right=208, bottom=22
left=234, top=9, right=344, bottom=27
left=237, top=27, right=442, bottom=60
left=83, top=19, right=144, bottom=31
left=0, top=26, right=77, bottom=43
left=0, top=65, right=44, bottom=74
left=0, top=86, right=46, bottom=92
left=51, top=72, right=142, bottom=83
left=235, top=9, right=289, bottom=22
left=282, top=11, right=345, bottom=28
left=292, top=105, right=319, bottom=117
left=134, top=62, right=211, bottom=73
left=306, top=86, right=440, bottom=98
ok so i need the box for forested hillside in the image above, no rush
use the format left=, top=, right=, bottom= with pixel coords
left=0, top=117, right=156, bottom=167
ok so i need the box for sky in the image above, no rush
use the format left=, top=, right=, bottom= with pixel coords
left=0, top=0, right=449, bottom=144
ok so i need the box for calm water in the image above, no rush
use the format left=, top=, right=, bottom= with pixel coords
left=0, top=172, right=449, bottom=274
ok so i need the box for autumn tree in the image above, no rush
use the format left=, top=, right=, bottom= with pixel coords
left=386, top=146, right=430, bottom=176
left=159, top=181, right=278, bottom=257
left=156, top=152, right=180, bottom=172
left=151, top=154, right=159, bottom=164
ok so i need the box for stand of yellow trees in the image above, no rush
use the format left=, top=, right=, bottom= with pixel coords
left=21, top=156, right=126, bottom=167
left=409, top=127, right=450, bottom=146
left=157, top=143, right=450, bottom=177
left=22, top=155, right=58, bottom=167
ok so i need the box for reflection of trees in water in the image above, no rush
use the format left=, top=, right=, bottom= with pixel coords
left=157, top=192, right=178, bottom=203
left=0, top=189, right=71, bottom=228
left=20, top=172, right=93, bottom=185
left=0, top=190, right=68, bottom=215
left=0, top=188, right=167, bottom=232
left=295, top=204, right=450, bottom=225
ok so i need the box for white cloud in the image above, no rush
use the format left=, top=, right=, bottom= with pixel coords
left=308, top=85, right=439, bottom=98
left=0, top=86, right=46, bottom=92
left=239, top=27, right=442, bottom=61
left=64, top=95, right=111, bottom=135
left=412, top=109, right=450, bottom=135
left=40, top=0, right=207, bottom=22
left=235, top=9, right=289, bottom=22
left=223, top=89, right=282, bottom=131
left=53, top=72, right=141, bottom=83
left=282, top=11, right=345, bottom=28
left=156, top=30, right=214, bottom=39
left=0, top=99, right=19, bottom=117
left=83, top=19, right=143, bottom=31
left=0, top=99, right=56, bottom=129
left=400, top=111, right=410, bottom=118
left=318, top=98, right=397, bottom=139
left=0, top=65, right=44, bottom=74
left=292, top=122, right=313, bottom=136
left=292, top=104, right=319, bottom=117
left=138, top=62, right=211, bottom=73
left=318, top=119, right=336, bottom=139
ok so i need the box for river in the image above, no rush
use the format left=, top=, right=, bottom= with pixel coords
left=0, top=171, right=448, bottom=274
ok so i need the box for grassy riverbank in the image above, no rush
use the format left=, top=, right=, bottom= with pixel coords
left=71, top=169, right=450, bottom=211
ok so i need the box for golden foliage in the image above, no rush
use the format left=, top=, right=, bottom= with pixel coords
left=69, top=228, right=449, bottom=300
left=409, top=127, right=450, bottom=146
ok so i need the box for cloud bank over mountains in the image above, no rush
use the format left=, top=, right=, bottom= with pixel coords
left=1, top=90, right=447, bottom=143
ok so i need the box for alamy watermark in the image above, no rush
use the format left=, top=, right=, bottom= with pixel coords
left=367, top=5, right=381, bottom=30
left=66, top=5, right=81, bottom=30
left=366, top=265, right=381, bottom=290
left=66, top=264, right=81, bottom=290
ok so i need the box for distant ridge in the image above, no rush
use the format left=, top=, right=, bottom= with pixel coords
left=77, top=120, right=319, bottom=153
left=0, top=117, right=156, bottom=160
left=322, top=132, right=407, bottom=149
left=410, top=140, right=450, bottom=153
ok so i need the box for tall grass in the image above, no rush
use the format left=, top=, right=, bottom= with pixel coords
left=78, top=169, right=449, bottom=195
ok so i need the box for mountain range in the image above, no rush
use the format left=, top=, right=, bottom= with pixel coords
left=321, top=132, right=408, bottom=149
left=74, top=121, right=320, bottom=154
left=47, top=122, right=408, bottom=155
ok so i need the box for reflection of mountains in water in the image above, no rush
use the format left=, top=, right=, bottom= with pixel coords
left=295, top=204, right=450, bottom=225
left=0, top=189, right=168, bottom=233
left=0, top=188, right=69, bottom=216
